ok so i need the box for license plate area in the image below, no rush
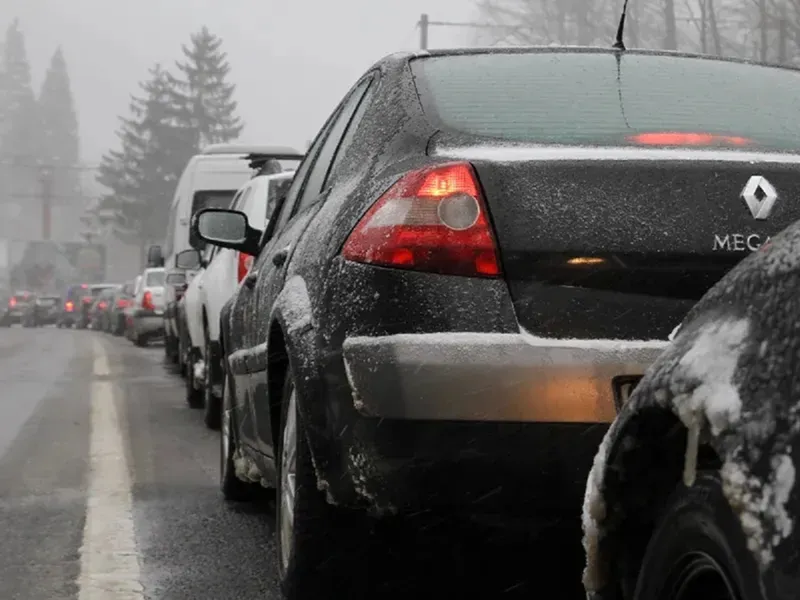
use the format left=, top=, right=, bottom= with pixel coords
left=612, top=375, right=643, bottom=412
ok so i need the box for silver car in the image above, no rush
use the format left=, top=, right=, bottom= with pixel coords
left=128, top=268, right=166, bottom=346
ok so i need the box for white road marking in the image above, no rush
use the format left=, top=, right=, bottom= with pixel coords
left=78, top=339, right=144, bottom=599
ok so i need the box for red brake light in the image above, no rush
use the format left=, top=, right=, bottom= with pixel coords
left=626, top=132, right=752, bottom=147
left=341, top=162, right=501, bottom=277
left=117, top=298, right=129, bottom=308
left=98, top=301, right=107, bottom=310
left=237, top=252, right=255, bottom=283
left=142, top=291, right=155, bottom=311
left=82, top=296, right=92, bottom=304
left=8, top=297, right=16, bottom=308
left=65, top=301, right=74, bottom=311
left=80, top=284, right=88, bottom=289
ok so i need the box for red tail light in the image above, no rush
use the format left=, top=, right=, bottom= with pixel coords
left=142, top=291, right=155, bottom=311
left=82, top=296, right=92, bottom=305
left=8, top=297, right=16, bottom=308
left=65, top=301, right=74, bottom=312
left=117, top=298, right=129, bottom=309
left=626, top=132, right=752, bottom=147
left=98, top=301, right=107, bottom=310
left=237, top=252, right=255, bottom=283
left=341, top=162, right=501, bottom=277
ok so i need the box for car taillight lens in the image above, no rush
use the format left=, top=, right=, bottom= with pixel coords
left=237, top=252, right=254, bottom=283
left=341, top=162, right=501, bottom=277
left=117, top=298, right=129, bottom=308
left=98, top=301, right=107, bottom=310
left=626, top=132, right=752, bottom=146
left=82, top=296, right=92, bottom=305
left=142, top=291, right=155, bottom=311
left=8, top=297, right=16, bottom=308
left=65, top=301, right=74, bottom=311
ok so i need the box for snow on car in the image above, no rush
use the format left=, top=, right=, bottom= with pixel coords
left=195, top=46, right=800, bottom=597
left=582, top=225, right=800, bottom=599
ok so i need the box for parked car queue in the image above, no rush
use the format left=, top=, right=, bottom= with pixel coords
left=13, top=46, right=800, bottom=600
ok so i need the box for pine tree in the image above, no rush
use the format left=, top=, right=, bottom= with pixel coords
left=0, top=19, right=38, bottom=164
left=96, top=64, right=193, bottom=251
left=38, top=47, right=80, bottom=200
left=169, top=26, right=243, bottom=150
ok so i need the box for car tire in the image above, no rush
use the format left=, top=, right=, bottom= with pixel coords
left=220, top=368, right=258, bottom=502
left=277, top=371, right=362, bottom=600
left=203, top=335, right=222, bottom=430
left=631, top=472, right=762, bottom=600
left=185, top=353, right=204, bottom=409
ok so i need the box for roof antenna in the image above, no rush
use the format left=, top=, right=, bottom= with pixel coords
left=613, top=0, right=629, bottom=51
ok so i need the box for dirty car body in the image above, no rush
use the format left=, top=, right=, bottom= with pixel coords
left=218, top=46, right=800, bottom=530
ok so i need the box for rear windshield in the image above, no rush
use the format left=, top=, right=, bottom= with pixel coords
left=90, top=286, right=113, bottom=297
left=146, top=271, right=165, bottom=287
left=411, top=52, right=800, bottom=151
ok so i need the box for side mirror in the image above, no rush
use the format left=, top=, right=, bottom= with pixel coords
left=192, top=208, right=262, bottom=255
left=146, top=245, right=164, bottom=268
left=175, top=249, right=203, bottom=270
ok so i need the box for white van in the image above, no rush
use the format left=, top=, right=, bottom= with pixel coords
left=149, top=144, right=303, bottom=365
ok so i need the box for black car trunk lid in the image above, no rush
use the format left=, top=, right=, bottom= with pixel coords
left=434, top=142, right=800, bottom=340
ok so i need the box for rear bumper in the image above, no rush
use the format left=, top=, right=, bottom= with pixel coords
left=133, top=311, right=164, bottom=336
left=342, top=331, right=668, bottom=423
left=330, top=331, right=667, bottom=515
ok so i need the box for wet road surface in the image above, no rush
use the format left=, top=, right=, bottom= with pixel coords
left=0, top=327, right=586, bottom=599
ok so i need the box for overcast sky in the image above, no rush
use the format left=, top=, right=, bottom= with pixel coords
left=2, top=0, right=480, bottom=167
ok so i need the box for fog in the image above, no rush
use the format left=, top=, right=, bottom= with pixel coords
left=2, top=0, right=476, bottom=163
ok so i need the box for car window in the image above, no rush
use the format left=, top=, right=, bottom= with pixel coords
left=411, top=52, right=800, bottom=151
left=265, top=110, right=341, bottom=240
left=146, top=271, right=165, bottom=287
left=228, top=188, right=245, bottom=211
left=292, top=77, right=375, bottom=215
left=266, top=176, right=294, bottom=224
left=326, top=74, right=377, bottom=183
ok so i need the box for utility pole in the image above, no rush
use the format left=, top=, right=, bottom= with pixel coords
left=39, top=166, right=55, bottom=241
left=419, top=13, right=429, bottom=49
left=416, top=14, right=510, bottom=50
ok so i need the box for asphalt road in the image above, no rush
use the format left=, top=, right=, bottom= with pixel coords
left=0, top=327, right=586, bottom=600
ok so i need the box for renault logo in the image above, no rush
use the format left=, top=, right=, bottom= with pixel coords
left=741, top=175, right=778, bottom=220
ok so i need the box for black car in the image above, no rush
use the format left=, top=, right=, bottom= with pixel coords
left=1, top=291, right=34, bottom=326
left=22, top=294, right=61, bottom=327
left=194, top=47, right=800, bottom=596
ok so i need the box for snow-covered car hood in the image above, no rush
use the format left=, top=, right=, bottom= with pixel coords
left=583, top=220, right=800, bottom=599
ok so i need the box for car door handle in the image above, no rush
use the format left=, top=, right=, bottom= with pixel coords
left=272, top=245, right=291, bottom=268
left=244, top=271, right=259, bottom=289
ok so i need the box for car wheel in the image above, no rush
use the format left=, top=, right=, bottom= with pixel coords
left=185, top=352, right=204, bottom=409
left=277, top=372, right=361, bottom=599
left=631, top=472, right=760, bottom=600
left=203, top=335, right=222, bottom=430
left=220, top=368, right=258, bottom=501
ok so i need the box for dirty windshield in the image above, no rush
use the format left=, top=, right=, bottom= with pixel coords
left=1, top=3, right=798, bottom=600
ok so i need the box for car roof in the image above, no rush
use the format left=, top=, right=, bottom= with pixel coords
left=379, top=45, right=800, bottom=73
